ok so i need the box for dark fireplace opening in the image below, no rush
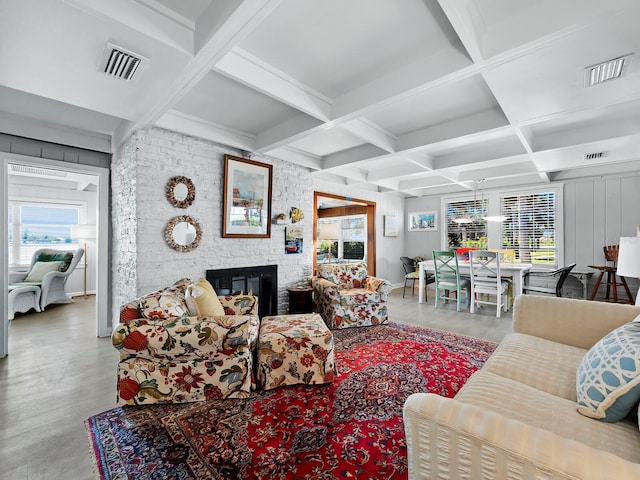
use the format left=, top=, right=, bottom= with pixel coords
left=206, top=265, right=278, bottom=318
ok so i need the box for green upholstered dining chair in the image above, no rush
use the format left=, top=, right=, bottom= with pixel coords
left=432, top=250, right=470, bottom=311
left=400, top=256, right=434, bottom=299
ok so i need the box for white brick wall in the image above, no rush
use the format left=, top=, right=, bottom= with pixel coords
left=111, top=128, right=314, bottom=318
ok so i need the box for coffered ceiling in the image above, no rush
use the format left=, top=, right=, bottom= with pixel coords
left=1, top=0, right=639, bottom=198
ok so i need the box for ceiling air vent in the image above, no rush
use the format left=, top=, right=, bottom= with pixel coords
left=100, top=43, right=146, bottom=81
left=10, top=164, right=69, bottom=177
left=584, top=151, right=607, bottom=161
left=584, top=54, right=633, bottom=87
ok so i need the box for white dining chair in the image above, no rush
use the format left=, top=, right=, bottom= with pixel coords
left=469, top=250, right=510, bottom=318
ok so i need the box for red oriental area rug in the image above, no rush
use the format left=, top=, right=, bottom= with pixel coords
left=86, top=321, right=496, bottom=480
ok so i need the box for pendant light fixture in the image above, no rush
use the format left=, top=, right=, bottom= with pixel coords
left=452, top=179, right=508, bottom=224
left=477, top=179, right=508, bottom=223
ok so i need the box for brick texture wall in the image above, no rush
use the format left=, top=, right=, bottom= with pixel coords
left=111, top=128, right=313, bottom=318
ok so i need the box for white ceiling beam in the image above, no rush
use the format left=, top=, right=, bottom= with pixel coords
left=436, top=0, right=485, bottom=62
left=405, top=183, right=466, bottom=197
left=367, top=162, right=431, bottom=182
left=215, top=48, right=332, bottom=122
left=339, top=119, right=396, bottom=153
left=265, top=146, right=323, bottom=170
left=156, top=110, right=255, bottom=150
left=0, top=111, right=111, bottom=153
left=457, top=162, right=537, bottom=182
left=404, top=154, right=435, bottom=171
left=323, top=144, right=391, bottom=170
left=63, top=0, right=194, bottom=54
left=113, top=0, right=282, bottom=149
left=399, top=175, right=457, bottom=191
left=343, top=170, right=369, bottom=184
left=254, top=114, right=326, bottom=153
left=397, top=109, right=510, bottom=152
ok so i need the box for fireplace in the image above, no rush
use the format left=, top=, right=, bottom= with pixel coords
left=206, top=265, right=278, bottom=318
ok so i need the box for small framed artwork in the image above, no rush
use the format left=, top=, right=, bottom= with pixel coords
left=384, top=216, right=398, bottom=237
left=408, top=211, right=438, bottom=232
left=285, top=226, right=303, bottom=254
left=222, top=155, right=272, bottom=238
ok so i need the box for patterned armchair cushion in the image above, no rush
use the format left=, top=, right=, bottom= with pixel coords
left=219, top=294, right=258, bottom=316
left=138, top=278, right=192, bottom=320
left=317, top=262, right=368, bottom=289
left=339, top=288, right=383, bottom=306
left=112, top=314, right=260, bottom=360
left=364, top=276, right=393, bottom=296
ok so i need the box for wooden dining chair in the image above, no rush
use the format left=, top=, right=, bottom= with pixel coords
left=588, top=245, right=634, bottom=304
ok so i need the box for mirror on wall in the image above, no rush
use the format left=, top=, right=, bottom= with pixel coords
left=165, top=215, right=202, bottom=252
left=166, top=176, right=195, bottom=209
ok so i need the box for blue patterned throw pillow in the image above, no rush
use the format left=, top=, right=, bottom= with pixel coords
left=576, top=320, right=640, bottom=422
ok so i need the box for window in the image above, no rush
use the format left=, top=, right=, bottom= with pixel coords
left=317, top=215, right=366, bottom=263
left=445, top=198, right=488, bottom=250
left=9, top=202, right=82, bottom=266
left=501, top=191, right=557, bottom=265
left=443, top=186, right=562, bottom=267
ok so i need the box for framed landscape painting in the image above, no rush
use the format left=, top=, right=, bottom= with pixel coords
left=408, top=211, right=437, bottom=232
left=222, top=155, right=272, bottom=238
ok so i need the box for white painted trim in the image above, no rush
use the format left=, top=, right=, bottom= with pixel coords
left=1, top=162, right=7, bottom=357
left=1, top=153, right=111, bottom=347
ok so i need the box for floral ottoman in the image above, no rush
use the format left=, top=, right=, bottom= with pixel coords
left=257, top=313, right=336, bottom=390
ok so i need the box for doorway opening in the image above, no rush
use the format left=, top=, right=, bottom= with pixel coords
left=313, top=192, right=376, bottom=275
left=2, top=154, right=110, bottom=358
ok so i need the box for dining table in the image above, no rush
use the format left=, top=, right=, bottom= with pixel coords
left=417, top=259, right=533, bottom=304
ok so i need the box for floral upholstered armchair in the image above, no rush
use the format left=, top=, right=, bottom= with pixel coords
left=311, top=262, right=392, bottom=329
left=112, top=278, right=259, bottom=405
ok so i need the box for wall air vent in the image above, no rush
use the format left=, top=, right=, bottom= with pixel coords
left=100, top=43, right=146, bottom=81
left=584, top=54, right=633, bottom=87
left=10, top=164, right=69, bottom=177
left=584, top=151, right=607, bottom=161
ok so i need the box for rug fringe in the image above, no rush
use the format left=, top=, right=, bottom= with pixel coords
left=85, top=417, right=107, bottom=480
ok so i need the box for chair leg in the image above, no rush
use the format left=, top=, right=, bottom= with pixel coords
left=589, top=272, right=605, bottom=300
left=609, top=271, right=618, bottom=303
left=619, top=276, right=635, bottom=304
left=403, top=280, right=407, bottom=298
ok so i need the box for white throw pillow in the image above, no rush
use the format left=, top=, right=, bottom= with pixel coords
left=24, top=261, right=63, bottom=282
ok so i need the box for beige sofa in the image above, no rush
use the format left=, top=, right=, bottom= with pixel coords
left=404, top=295, right=640, bottom=480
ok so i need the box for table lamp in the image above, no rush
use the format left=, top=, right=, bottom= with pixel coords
left=70, top=224, right=96, bottom=299
left=318, top=222, right=340, bottom=263
left=616, top=237, right=640, bottom=306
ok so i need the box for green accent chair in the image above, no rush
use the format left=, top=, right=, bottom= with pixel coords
left=400, top=256, right=434, bottom=299
left=432, top=250, right=470, bottom=311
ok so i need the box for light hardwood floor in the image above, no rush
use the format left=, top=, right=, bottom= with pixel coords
left=0, top=285, right=512, bottom=480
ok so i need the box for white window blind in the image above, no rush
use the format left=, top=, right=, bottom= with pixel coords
left=445, top=199, right=487, bottom=249
left=501, top=191, right=556, bottom=265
